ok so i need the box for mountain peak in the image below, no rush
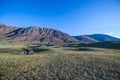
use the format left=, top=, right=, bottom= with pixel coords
left=0, top=24, right=77, bottom=42
left=29, top=26, right=39, bottom=28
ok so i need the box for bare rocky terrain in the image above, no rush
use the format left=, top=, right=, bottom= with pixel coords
left=0, top=24, right=77, bottom=42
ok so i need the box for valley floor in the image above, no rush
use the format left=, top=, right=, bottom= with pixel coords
left=0, top=44, right=120, bottom=80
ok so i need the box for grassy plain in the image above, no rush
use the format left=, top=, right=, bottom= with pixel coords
left=0, top=43, right=120, bottom=80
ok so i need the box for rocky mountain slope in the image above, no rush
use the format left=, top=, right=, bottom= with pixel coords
left=0, top=24, right=77, bottom=42
left=1, top=24, right=119, bottom=43
left=0, top=24, right=17, bottom=40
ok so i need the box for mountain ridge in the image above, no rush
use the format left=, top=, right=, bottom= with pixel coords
left=0, top=23, right=119, bottom=43
left=86, top=34, right=120, bottom=42
left=0, top=24, right=77, bottom=42
left=73, top=34, right=120, bottom=42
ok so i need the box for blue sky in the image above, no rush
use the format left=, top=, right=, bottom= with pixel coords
left=0, top=0, right=120, bottom=37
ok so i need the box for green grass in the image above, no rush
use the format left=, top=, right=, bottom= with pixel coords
left=0, top=45, right=120, bottom=80
left=0, top=42, right=27, bottom=49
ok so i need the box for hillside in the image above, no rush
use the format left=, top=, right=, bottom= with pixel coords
left=0, top=24, right=77, bottom=42
left=74, top=34, right=120, bottom=42
left=0, top=24, right=18, bottom=40
left=0, top=24, right=119, bottom=43
left=73, top=35, right=99, bottom=42
left=0, top=24, right=17, bottom=34
left=87, top=34, right=120, bottom=42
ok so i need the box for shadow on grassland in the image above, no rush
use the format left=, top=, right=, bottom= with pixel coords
left=64, top=41, right=120, bottom=50
left=28, top=45, right=50, bottom=53
left=0, top=48, right=18, bottom=53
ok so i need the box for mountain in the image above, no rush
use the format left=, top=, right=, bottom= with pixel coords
left=4, top=26, right=77, bottom=42
left=87, top=34, right=120, bottom=42
left=73, top=35, right=99, bottom=42
left=0, top=24, right=17, bottom=34
left=0, top=24, right=18, bottom=40
left=74, top=34, right=120, bottom=42
left=1, top=23, right=119, bottom=43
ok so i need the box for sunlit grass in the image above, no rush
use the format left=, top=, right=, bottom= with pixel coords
left=0, top=46, right=120, bottom=80
left=0, top=43, right=27, bottom=49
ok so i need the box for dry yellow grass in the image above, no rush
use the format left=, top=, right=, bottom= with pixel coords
left=0, top=45, right=120, bottom=80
